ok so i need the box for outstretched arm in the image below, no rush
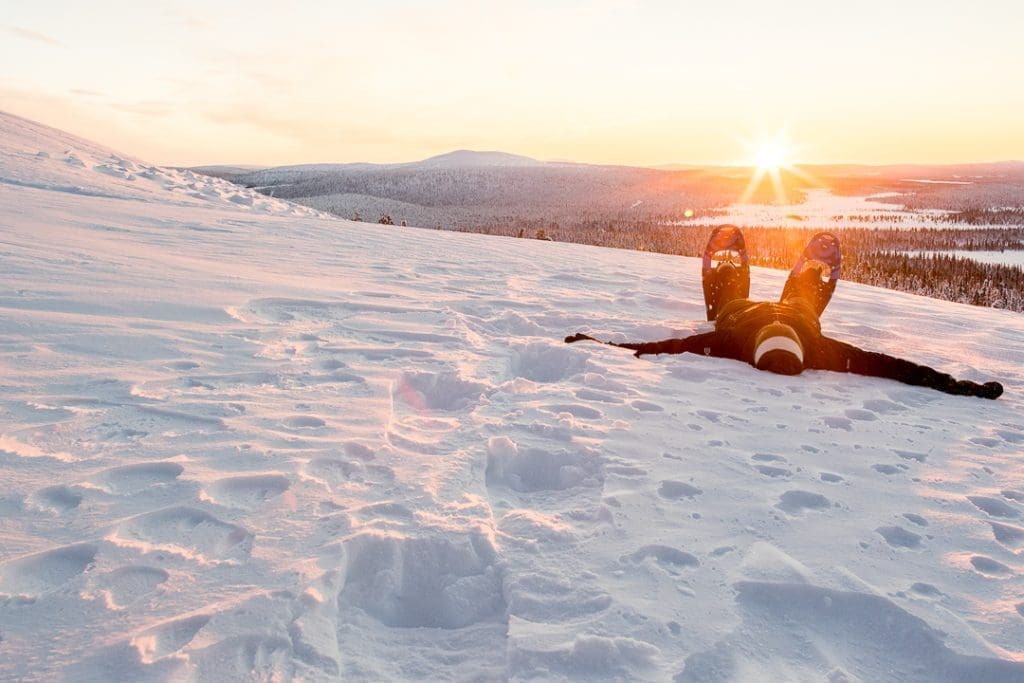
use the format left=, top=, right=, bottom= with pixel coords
left=813, top=338, right=1003, bottom=399
left=565, top=331, right=718, bottom=358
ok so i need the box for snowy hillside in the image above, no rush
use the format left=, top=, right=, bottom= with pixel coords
left=0, top=113, right=326, bottom=218
left=1, top=110, right=1023, bottom=681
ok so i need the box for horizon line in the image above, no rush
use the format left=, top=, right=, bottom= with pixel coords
left=185, top=153, right=1024, bottom=171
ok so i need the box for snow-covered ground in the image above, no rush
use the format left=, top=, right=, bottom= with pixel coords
left=1, top=110, right=1023, bottom=681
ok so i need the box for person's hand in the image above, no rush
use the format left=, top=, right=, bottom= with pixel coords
left=564, top=333, right=596, bottom=344
left=981, top=381, right=1003, bottom=399
left=950, top=379, right=1004, bottom=399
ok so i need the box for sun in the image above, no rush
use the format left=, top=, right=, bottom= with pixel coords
left=754, top=140, right=789, bottom=172
left=739, top=133, right=817, bottom=204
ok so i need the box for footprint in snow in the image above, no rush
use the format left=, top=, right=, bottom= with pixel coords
left=967, top=496, right=1020, bottom=519
left=302, top=458, right=368, bottom=486
left=113, top=506, right=253, bottom=561
left=820, top=473, right=844, bottom=483
left=545, top=403, right=603, bottom=420
left=582, top=372, right=631, bottom=393
left=894, top=449, right=928, bottom=463
left=319, top=357, right=346, bottom=371
left=27, top=484, right=83, bottom=513
left=752, top=453, right=787, bottom=463
left=574, top=388, right=624, bottom=404
left=658, top=480, right=703, bottom=499
left=0, top=543, right=98, bottom=597
left=823, top=417, right=853, bottom=431
left=397, top=370, right=487, bottom=412
left=486, top=442, right=602, bottom=493
left=755, top=465, right=792, bottom=478
left=165, top=360, right=200, bottom=371
left=358, top=501, right=415, bottom=519
left=970, top=556, right=1012, bottom=577
left=606, top=464, right=647, bottom=477
left=997, top=430, right=1024, bottom=444
left=92, top=461, right=184, bottom=495
left=509, top=342, right=589, bottom=383
left=903, top=513, right=928, bottom=527
left=862, top=399, right=906, bottom=414
left=910, top=582, right=944, bottom=599
left=753, top=456, right=790, bottom=479
left=876, top=526, right=922, bottom=549
left=776, top=490, right=831, bottom=514
left=95, top=565, right=169, bottom=608
left=499, top=510, right=577, bottom=546
left=339, top=532, right=505, bottom=629
left=623, top=545, right=700, bottom=570
left=989, top=521, right=1024, bottom=548
left=845, top=408, right=877, bottom=421
left=204, top=474, right=290, bottom=510
left=132, top=613, right=211, bottom=662
left=282, top=415, right=327, bottom=430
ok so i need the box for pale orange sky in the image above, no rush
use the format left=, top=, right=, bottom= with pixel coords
left=2, top=1, right=1022, bottom=167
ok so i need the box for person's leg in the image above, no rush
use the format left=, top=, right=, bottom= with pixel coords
left=715, top=262, right=746, bottom=305
left=782, top=261, right=827, bottom=304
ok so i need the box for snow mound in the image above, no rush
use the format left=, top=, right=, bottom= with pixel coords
left=0, top=110, right=326, bottom=217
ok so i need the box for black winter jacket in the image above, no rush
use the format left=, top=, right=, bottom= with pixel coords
left=575, top=298, right=1002, bottom=399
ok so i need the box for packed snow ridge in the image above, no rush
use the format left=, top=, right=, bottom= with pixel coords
left=1, top=110, right=1023, bottom=681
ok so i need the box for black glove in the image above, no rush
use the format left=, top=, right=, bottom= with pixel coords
left=947, top=379, right=1003, bottom=399
left=565, top=333, right=598, bottom=344
left=980, top=381, right=1003, bottom=400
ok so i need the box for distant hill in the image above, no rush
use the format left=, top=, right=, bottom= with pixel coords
left=410, top=149, right=545, bottom=169
left=191, top=152, right=1024, bottom=230
left=191, top=151, right=753, bottom=228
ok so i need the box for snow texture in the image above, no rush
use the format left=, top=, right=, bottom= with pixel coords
left=1, top=110, right=1023, bottom=681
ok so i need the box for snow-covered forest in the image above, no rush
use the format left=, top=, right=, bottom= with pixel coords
left=463, top=224, right=1024, bottom=312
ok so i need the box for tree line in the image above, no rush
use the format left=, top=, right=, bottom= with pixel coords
left=454, top=223, right=1024, bottom=312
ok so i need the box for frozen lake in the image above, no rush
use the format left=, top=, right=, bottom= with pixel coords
left=678, top=189, right=1021, bottom=231
left=908, top=249, right=1024, bottom=268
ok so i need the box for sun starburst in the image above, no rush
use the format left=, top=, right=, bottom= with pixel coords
left=739, top=134, right=819, bottom=204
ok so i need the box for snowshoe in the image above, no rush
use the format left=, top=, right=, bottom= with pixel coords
left=779, top=232, right=842, bottom=316
left=702, top=225, right=750, bottom=321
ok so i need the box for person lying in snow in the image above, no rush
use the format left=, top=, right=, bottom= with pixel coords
left=565, top=227, right=1004, bottom=400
